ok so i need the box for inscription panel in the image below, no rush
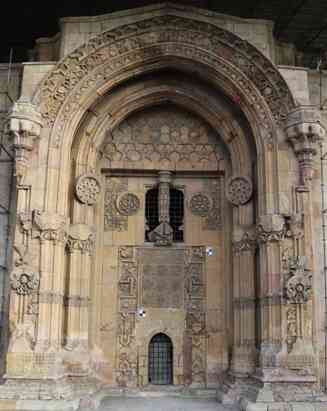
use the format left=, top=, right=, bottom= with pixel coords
left=137, top=248, right=185, bottom=309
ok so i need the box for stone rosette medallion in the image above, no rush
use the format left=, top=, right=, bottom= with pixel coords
left=75, top=174, right=101, bottom=205
left=116, top=192, right=140, bottom=216
left=189, top=192, right=213, bottom=217
left=226, top=176, right=253, bottom=206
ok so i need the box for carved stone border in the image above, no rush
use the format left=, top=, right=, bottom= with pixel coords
left=33, top=15, right=295, bottom=146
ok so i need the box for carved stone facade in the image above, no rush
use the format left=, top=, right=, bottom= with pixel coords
left=0, top=3, right=327, bottom=411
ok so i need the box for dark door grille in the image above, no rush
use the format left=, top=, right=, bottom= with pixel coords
left=148, top=333, right=173, bottom=385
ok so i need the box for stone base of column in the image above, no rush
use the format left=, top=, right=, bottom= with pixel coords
left=217, top=369, right=327, bottom=410
left=230, top=345, right=256, bottom=377
left=0, top=374, right=101, bottom=398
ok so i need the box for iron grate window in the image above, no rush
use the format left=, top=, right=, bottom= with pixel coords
left=170, top=188, right=184, bottom=242
left=145, top=187, right=184, bottom=242
left=148, top=333, right=173, bottom=385
left=145, top=187, right=159, bottom=241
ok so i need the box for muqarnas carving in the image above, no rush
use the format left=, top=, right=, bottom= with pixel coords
left=226, top=176, right=253, bottom=206
left=75, top=174, right=101, bottom=205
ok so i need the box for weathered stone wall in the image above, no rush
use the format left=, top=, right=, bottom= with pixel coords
left=0, top=64, right=21, bottom=371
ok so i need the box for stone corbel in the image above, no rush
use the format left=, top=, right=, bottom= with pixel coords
left=7, top=99, right=43, bottom=184
left=284, top=106, right=325, bottom=186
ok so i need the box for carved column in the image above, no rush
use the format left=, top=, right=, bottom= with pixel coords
left=33, top=211, right=67, bottom=354
left=256, top=214, right=286, bottom=373
left=148, top=171, right=173, bottom=246
left=8, top=99, right=42, bottom=184
left=65, top=224, right=93, bottom=353
left=231, top=230, right=256, bottom=376
left=283, top=106, right=324, bottom=377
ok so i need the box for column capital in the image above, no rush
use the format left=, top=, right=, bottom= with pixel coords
left=257, top=214, right=286, bottom=243
left=7, top=98, right=43, bottom=183
left=284, top=106, right=325, bottom=185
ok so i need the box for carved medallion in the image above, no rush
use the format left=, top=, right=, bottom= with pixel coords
left=226, top=176, right=253, bottom=206
left=189, top=193, right=213, bottom=217
left=116, top=192, right=140, bottom=216
left=11, top=269, right=39, bottom=296
left=75, top=174, right=101, bottom=205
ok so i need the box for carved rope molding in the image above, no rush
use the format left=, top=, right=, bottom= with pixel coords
left=33, top=15, right=295, bottom=142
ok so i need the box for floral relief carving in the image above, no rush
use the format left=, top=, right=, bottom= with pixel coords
left=285, top=256, right=312, bottom=304
left=75, top=174, right=101, bottom=205
left=116, top=192, right=140, bottom=216
left=104, top=177, right=128, bottom=231
left=189, top=192, right=213, bottom=217
left=226, top=176, right=253, bottom=206
left=11, top=269, right=39, bottom=296
left=35, top=15, right=294, bottom=146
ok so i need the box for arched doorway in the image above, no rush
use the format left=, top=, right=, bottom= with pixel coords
left=148, top=333, right=173, bottom=385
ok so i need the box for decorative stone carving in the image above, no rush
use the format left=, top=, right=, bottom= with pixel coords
left=189, top=192, right=213, bottom=217
left=75, top=174, right=101, bottom=205
left=104, top=177, right=128, bottom=231
left=232, top=232, right=257, bottom=254
left=117, top=245, right=206, bottom=386
left=203, top=179, right=222, bottom=230
left=67, top=224, right=94, bottom=255
left=285, top=213, right=304, bottom=239
left=117, top=246, right=137, bottom=387
left=35, top=15, right=294, bottom=145
left=285, top=256, right=311, bottom=304
left=226, top=176, right=253, bottom=206
left=7, top=99, right=43, bottom=182
left=285, top=106, right=325, bottom=185
left=257, top=214, right=286, bottom=243
left=116, top=192, right=140, bottom=216
left=10, top=268, right=39, bottom=296
left=103, top=107, right=223, bottom=171
left=32, top=209, right=67, bottom=242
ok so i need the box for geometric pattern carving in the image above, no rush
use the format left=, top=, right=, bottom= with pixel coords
left=138, top=248, right=185, bottom=308
left=104, top=106, right=223, bottom=171
left=36, top=16, right=294, bottom=144
left=116, top=192, right=140, bottom=216
left=189, top=192, right=213, bottom=217
left=116, top=245, right=206, bottom=387
left=104, top=177, right=128, bottom=231
left=75, top=174, right=101, bottom=205
left=203, top=179, right=222, bottom=230
left=226, top=176, right=253, bottom=206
